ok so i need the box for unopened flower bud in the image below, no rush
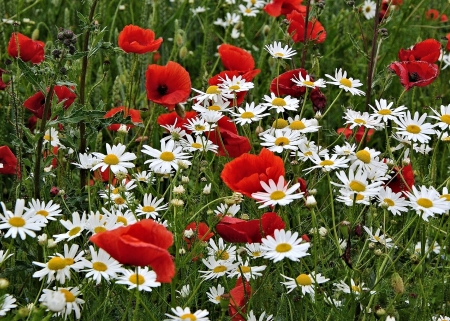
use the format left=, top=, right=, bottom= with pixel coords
left=339, top=220, right=351, bottom=239
left=391, top=272, right=404, bottom=294
left=375, top=307, right=386, bottom=316
left=171, top=199, right=184, bottom=207
left=179, top=46, right=188, bottom=59
left=63, top=29, right=74, bottom=39
left=305, top=195, right=317, bottom=208
left=374, top=248, right=382, bottom=255
left=179, top=248, right=186, bottom=255
left=402, top=158, right=410, bottom=166
left=47, top=239, right=57, bottom=248
left=0, top=278, right=9, bottom=289
left=255, top=126, right=264, bottom=135
left=181, top=176, right=189, bottom=183
left=38, top=233, right=48, bottom=246
left=173, top=185, right=185, bottom=194
left=57, top=32, right=65, bottom=41
left=58, top=189, right=65, bottom=196
left=240, top=213, right=250, bottom=220
left=263, top=25, right=270, bottom=36
left=1, top=73, right=11, bottom=84
left=31, top=29, right=39, bottom=40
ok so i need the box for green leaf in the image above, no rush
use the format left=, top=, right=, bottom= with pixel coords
left=17, top=59, right=46, bottom=92
left=347, top=33, right=370, bottom=61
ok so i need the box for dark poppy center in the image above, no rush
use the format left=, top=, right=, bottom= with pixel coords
left=157, top=84, right=168, bottom=96
left=408, top=72, right=419, bottom=82
left=40, top=99, right=46, bottom=105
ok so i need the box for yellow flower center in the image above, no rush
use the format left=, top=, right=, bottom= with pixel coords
left=275, top=137, right=290, bottom=146
left=365, top=6, right=371, bottom=12
left=351, top=285, right=361, bottom=293
left=296, top=274, right=312, bottom=286
left=275, top=243, right=292, bottom=253
left=206, top=86, right=220, bottom=94
left=160, top=151, right=175, bottom=161
left=290, top=120, right=306, bottom=130
left=48, top=257, right=66, bottom=270
left=112, top=188, right=120, bottom=194
left=245, top=8, right=252, bottom=13
left=356, top=150, right=371, bottom=164
left=417, top=198, right=433, bottom=208
left=406, top=125, right=421, bottom=134
left=252, top=251, right=261, bottom=257
left=194, top=125, right=206, bottom=131
left=44, top=135, right=53, bottom=141
left=274, top=52, right=284, bottom=57
left=114, top=197, right=125, bottom=205
left=69, top=226, right=81, bottom=236
left=208, top=105, right=221, bottom=111
left=272, top=118, right=288, bottom=129
left=353, top=118, right=366, bottom=124
left=94, top=226, right=107, bottom=233
left=304, top=151, right=313, bottom=156
left=104, top=154, right=119, bottom=165
left=374, top=235, right=381, bottom=241
left=129, top=273, right=145, bottom=285
left=270, top=191, right=286, bottom=200
left=213, top=265, right=228, bottom=273
left=229, top=85, right=240, bottom=91
left=441, top=114, right=450, bottom=125
left=180, top=314, right=197, bottom=321
left=64, top=258, right=74, bottom=266
left=36, top=209, right=49, bottom=217
left=320, top=160, right=334, bottom=166
left=59, top=289, right=75, bottom=302
left=383, top=198, right=395, bottom=206
left=93, top=261, right=108, bottom=272
left=272, top=97, right=287, bottom=106
left=239, top=266, right=251, bottom=273
left=8, top=217, right=25, bottom=227
left=354, top=193, right=364, bottom=201
left=440, top=194, right=450, bottom=201
left=142, top=205, right=155, bottom=212
left=378, top=109, right=391, bottom=115
left=339, top=78, right=352, bottom=88
left=216, top=250, right=229, bottom=261
left=241, top=111, right=255, bottom=119
left=303, top=80, right=315, bottom=86
left=349, top=180, right=366, bottom=192
left=117, top=216, right=128, bottom=225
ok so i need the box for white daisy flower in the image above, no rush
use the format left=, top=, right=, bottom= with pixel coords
left=160, top=120, right=187, bottom=144
left=99, top=184, right=134, bottom=210
left=207, top=238, right=237, bottom=262
left=265, top=41, right=297, bottom=59
left=83, top=246, right=122, bottom=285
left=303, top=153, right=350, bottom=174
left=0, top=199, right=43, bottom=240
left=214, top=203, right=240, bottom=217
left=252, top=176, right=304, bottom=208
left=369, top=99, right=407, bottom=123
left=72, top=153, right=97, bottom=169
left=192, top=96, right=231, bottom=113
left=247, top=310, right=274, bottom=321
left=260, top=229, right=310, bottom=262
left=332, top=168, right=383, bottom=198
left=349, top=147, right=388, bottom=173
left=229, top=258, right=266, bottom=280
left=165, top=307, right=210, bottom=321
left=429, top=104, right=450, bottom=130
left=291, top=73, right=326, bottom=89
left=219, top=74, right=254, bottom=93
left=102, top=208, right=137, bottom=227
left=239, top=4, right=259, bottom=16
left=287, top=115, right=321, bottom=133
left=201, top=110, right=224, bottom=124
left=325, top=68, right=365, bottom=96
left=412, top=143, right=432, bottom=155
left=224, top=12, right=241, bottom=26
left=85, top=211, right=121, bottom=235
left=133, top=171, right=154, bottom=184
left=142, top=140, right=192, bottom=174
left=184, top=117, right=215, bottom=135
left=293, top=141, right=328, bottom=162
left=192, top=86, right=228, bottom=104
left=0, top=250, right=12, bottom=265
left=44, top=287, right=85, bottom=320
left=0, top=294, right=16, bottom=316
left=39, top=289, right=66, bottom=313
left=116, top=266, right=161, bottom=292
left=245, top=0, right=266, bottom=8
left=26, top=198, right=62, bottom=224
left=53, top=211, right=87, bottom=243
left=334, top=279, right=374, bottom=295
left=206, top=284, right=225, bottom=304
left=199, top=256, right=238, bottom=280
left=43, top=127, right=62, bottom=147
left=394, top=111, right=435, bottom=143
left=362, top=0, right=376, bottom=19
left=343, top=110, right=379, bottom=129
left=135, top=193, right=168, bottom=219
left=191, top=6, right=206, bottom=15
left=333, top=142, right=357, bottom=156
left=281, top=272, right=329, bottom=295
left=433, top=315, right=450, bottom=321
left=58, top=243, right=86, bottom=272
left=176, top=285, right=191, bottom=298
left=405, top=185, right=448, bottom=221
left=363, top=226, right=395, bottom=248
left=91, top=143, right=136, bottom=174
left=260, top=129, right=305, bottom=154
left=229, top=102, right=269, bottom=125
left=181, top=135, right=218, bottom=153
left=336, top=189, right=371, bottom=206
left=376, top=186, right=409, bottom=216
left=261, top=93, right=299, bottom=113
left=245, top=243, right=264, bottom=259
left=33, top=255, right=72, bottom=284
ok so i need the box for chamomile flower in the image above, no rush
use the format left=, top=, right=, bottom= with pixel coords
left=219, top=74, right=254, bottom=93
left=176, top=285, right=191, bottom=298
left=245, top=0, right=266, bottom=8
left=281, top=272, right=329, bottom=295
left=0, top=199, right=43, bottom=240
left=184, top=117, right=215, bottom=135
left=103, top=208, right=137, bottom=227
left=287, top=116, right=321, bottom=133
left=50, top=287, right=84, bottom=320
left=245, top=243, right=263, bottom=259
left=181, top=135, right=218, bottom=153
left=0, top=294, right=16, bottom=316
left=207, top=284, right=225, bottom=304
left=53, top=211, right=87, bottom=243
left=405, top=185, right=448, bottom=221
left=369, top=99, right=407, bottom=123
left=413, top=143, right=432, bottom=155
left=229, top=102, right=269, bottom=125
left=433, top=315, right=450, bottom=321
left=33, top=255, right=72, bottom=284
left=39, top=289, right=66, bottom=313
left=85, top=211, right=121, bottom=235
left=265, top=41, right=297, bottom=59
left=116, top=266, right=161, bottom=292
left=59, top=243, right=86, bottom=272
left=26, top=199, right=62, bottom=224
left=349, top=147, right=388, bottom=173
left=200, top=256, right=238, bottom=280
left=336, top=189, right=371, bottom=206
left=363, top=226, right=395, bottom=248
left=192, top=86, right=228, bottom=104
left=136, top=193, right=168, bottom=219
left=72, top=153, right=97, bottom=169
left=376, top=186, right=409, bottom=216
left=239, top=4, right=259, bottom=16
left=207, top=238, right=237, bottom=262
left=343, top=110, right=379, bottom=129
left=165, top=307, right=210, bottom=321
left=252, top=176, right=304, bottom=208
left=333, top=168, right=383, bottom=198
left=260, top=229, right=310, bottom=262
left=334, top=279, right=374, bottom=295
left=291, top=73, right=326, bottom=89
left=142, top=140, right=192, bottom=174
left=160, top=120, right=187, bottom=144
left=83, top=246, right=122, bottom=285
left=303, top=153, right=350, bottom=174
left=91, top=143, right=136, bottom=174
left=214, top=203, right=240, bottom=217
left=430, top=104, right=450, bottom=130
left=201, top=110, right=224, bottom=124
left=247, top=310, right=274, bottom=321
left=394, top=111, right=435, bottom=143
left=362, top=0, right=376, bottom=19
left=261, top=93, right=299, bottom=113
left=325, top=68, right=365, bottom=96
left=294, top=140, right=328, bottom=161
left=229, top=258, right=266, bottom=280
left=333, top=142, right=357, bottom=156
left=133, top=171, right=154, bottom=184
left=260, top=129, right=305, bottom=154
left=43, top=127, right=62, bottom=147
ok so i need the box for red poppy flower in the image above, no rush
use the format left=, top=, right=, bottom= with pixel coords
left=264, top=0, right=306, bottom=17
left=157, top=111, right=198, bottom=134
left=389, top=61, right=439, bottom=91
left=7, top=32, right=45, bottom=64
left=218, top=44, right=255, bottom=72
left=270, top=68, right=308, bottom=97
left=398, top=39, right=441, bottom=64
left=446, top=34, right=450, bottom=52
left=216, top=212, right=285, bottom=243
left=425, top=9, right=440, bottom=20
left=145, top=61, right=191, bottom=109
left=90, top=219, right=175, bottom=283
left=287, top=10, right=326, bottom=44
left=337, top=125, right=375, bottom=143
left=23, top=86, right=77, bottom=119
left=104, top=107, right=142, bottom=131
left=0, top=146, right=18, bottom=175
left=183, top=222, right=214, bottom=249
left=221, top=148, right=285, bottom=198
left=386, top=164, right=414, bottom=194
left=229, top=278, right=252, bottom=321
left=0, top=68, right=9, bottom=91
left=118, top=25, right=163, bottom=54
left=208, top=116, right=251, bottom=158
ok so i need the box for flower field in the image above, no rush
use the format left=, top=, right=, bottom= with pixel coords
left=0, top=0, right=450, bottom=320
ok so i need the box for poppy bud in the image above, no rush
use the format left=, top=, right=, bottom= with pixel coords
left=103, top=60, right=110, bottom=72
left=263, top=25, right=270, bottom=36
left=339, top=220, right=351, bottom=239
left=391, top=272, right=404, bottom=294
left=2, top=73, right=11, bottom=84
left=31, top=28, right=40, bottom=40
left=179, top=46, right=188, bottom=59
